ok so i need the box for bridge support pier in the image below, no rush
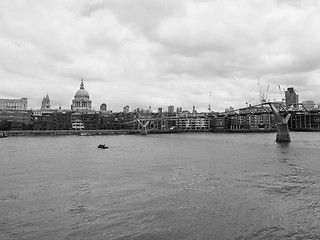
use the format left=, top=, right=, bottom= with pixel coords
left=137, top=119, right=149, bottom=135
left=140, top=126, right=148, bottom=135
left=276, top=123, right=290, bottom=142
left=269, top=103, right=291, bottom=143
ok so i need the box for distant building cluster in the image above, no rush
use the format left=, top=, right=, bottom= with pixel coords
left=1, top=82, right=320, bottom=132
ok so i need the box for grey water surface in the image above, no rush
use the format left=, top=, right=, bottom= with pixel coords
left=1, top=132, right=320, bottom=239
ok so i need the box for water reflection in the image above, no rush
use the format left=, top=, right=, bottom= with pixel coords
left=275, top=141, right=291, bottom=166
left=276, top=141, right=290, bottom=149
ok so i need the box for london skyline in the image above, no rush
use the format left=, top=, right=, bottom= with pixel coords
left=1, top=0, right=320, bottom=112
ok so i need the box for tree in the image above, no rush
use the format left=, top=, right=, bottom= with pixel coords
left=0, top=120, right=11, bottom=130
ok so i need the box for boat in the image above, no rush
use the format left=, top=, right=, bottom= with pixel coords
left=98, top=144, right=108, bottom=149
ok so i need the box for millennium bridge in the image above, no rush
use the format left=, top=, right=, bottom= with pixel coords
left=131, top=102, right=320, bottom=142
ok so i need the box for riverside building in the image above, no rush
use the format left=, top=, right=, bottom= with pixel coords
left=0, top=98, right=28, bottom=110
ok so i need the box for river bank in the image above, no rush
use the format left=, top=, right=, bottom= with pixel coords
left=4, top=129, right=188, bottom=137
left=4, top=129, right=138, bottom=137
left=1, top=128, right=282, bottom=137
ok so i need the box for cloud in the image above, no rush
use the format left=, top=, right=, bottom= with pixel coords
left=1, top=0, right=320, bottom=111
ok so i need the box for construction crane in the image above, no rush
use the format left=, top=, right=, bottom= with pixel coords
left=246, top=97, right=255, bottom=107
left=258, top=81, right=269, bottom=103
left=278, top=84, right=286, bottom=102
left=208, top=91, right=212, bottom=112
left=265, top=84, right=270, bottom=102
left=258, top=77, right=264, bottom=103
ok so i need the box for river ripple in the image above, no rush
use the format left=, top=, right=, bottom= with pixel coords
left=1, top=132, right=320, bottom=239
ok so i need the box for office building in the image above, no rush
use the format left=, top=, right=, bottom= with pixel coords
left=285, top=87, right=299, bottom=106
left=100, top=103, right=107, bottom=112
left=168, top=105, right=175, bottom=114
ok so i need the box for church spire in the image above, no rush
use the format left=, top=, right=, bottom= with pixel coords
left=80, top=78, right=84, bottom=89
left=40, top=93, right=51, bottom=110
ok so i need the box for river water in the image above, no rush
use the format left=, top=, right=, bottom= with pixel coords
left=1, top=132, right=320, bottom=240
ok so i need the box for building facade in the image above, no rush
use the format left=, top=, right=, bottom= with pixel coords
left=285, top=87, right=299, bottom=107
left=100, top=103, right=107, bottom=112
left=0, top=109, right=32, bottom=130
left=168, top=105, right=175, bottom=114
left=0, top=98, right=28, bottom=110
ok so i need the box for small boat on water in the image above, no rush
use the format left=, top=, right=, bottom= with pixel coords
left=98, top=144, right=108, bottom=149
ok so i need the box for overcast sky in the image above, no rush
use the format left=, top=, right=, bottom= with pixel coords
left=1, top=0, right=320, bottom=112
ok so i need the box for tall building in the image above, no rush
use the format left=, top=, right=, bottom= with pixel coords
left=192, top=104, right=196, bottom=114
left=0, top=98, right=28, bottom=110
left=123, top=105, right=129, bottom=113
left=71, top=79, right=92, bottom=111
left=40, top=94, right=51, bottom=110
left=285, top=87, right=299, bottom=106
left=168, top=105, right=175, bottom=113
left=100, top=103, right=107, bottom=112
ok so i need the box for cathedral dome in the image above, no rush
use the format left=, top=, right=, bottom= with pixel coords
left=74, top=79, right=90, bottom=99
left=71, top=79, right=92, bottom=111
left=75, top=88, right=90, bottom=98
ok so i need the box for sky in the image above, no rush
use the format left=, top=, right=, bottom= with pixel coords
left=1, top=0, right=320, bottom=112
